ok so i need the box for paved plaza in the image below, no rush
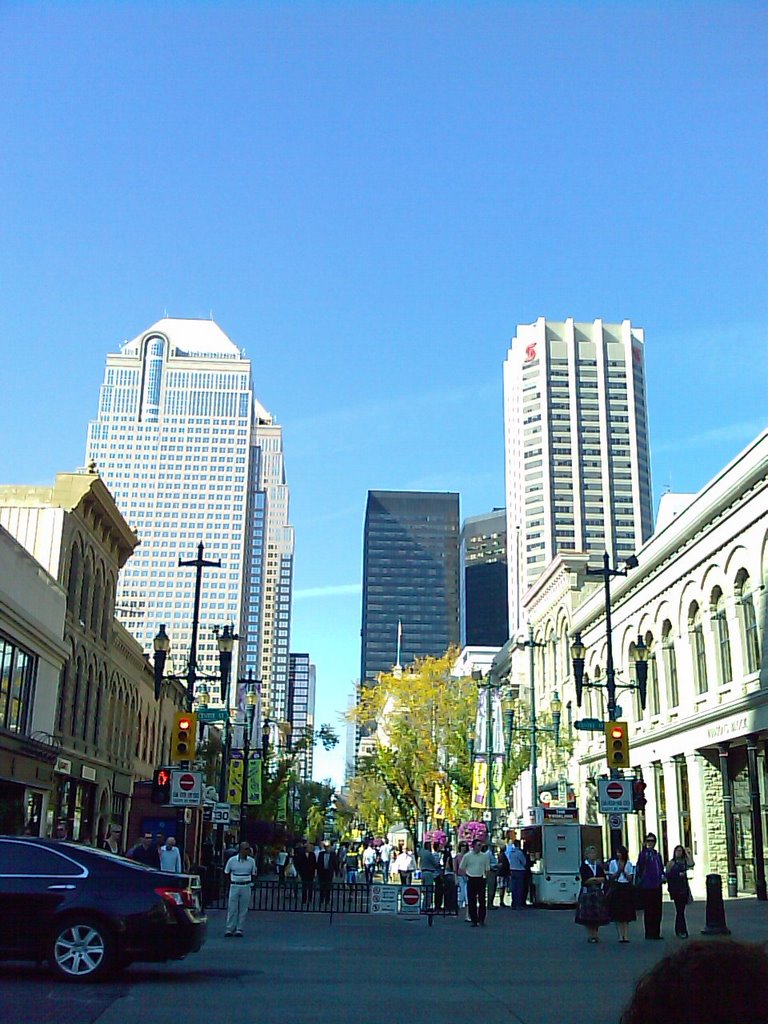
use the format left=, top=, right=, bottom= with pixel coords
left=0, top=897, right=765, bottom=1024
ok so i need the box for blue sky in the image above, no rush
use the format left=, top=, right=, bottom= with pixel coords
left=1, top=3, right=766, bottom=785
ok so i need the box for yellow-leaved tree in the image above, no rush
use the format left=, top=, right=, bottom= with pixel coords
left=348, top=648, right=477, bottom=846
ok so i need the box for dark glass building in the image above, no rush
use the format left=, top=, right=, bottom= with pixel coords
left=460, top=509, right=508, bottom=647
left=360, top=491, right=460, bottom=683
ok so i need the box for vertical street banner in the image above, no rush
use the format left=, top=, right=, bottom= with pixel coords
left=471, top=758, right=488, bottom=808
left=228, top=753, right=243, bottom=804
left=246, top=754, right=262, bottom=804
left=491, top=756, right=506, bottom=809
left=276, top=787, right=288, bottom=822
left=474, top=686, right=488, bottom=754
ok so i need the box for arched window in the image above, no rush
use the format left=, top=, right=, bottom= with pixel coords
left=737, top=572, right=761, bottom=674
left=90, top=569, right=103, bottom=634
left=711, top=587, right=732, bottom=685
left=101, top=577, right=115, bottom=642
left=689, top=602, right=708, bottom=694
left=70, top=658, right=83, bottom=737
left=646, top=633, right=660, bottom=716
left=56, top=663, right=69, bottom=733
left=81, top=665, right=94, bottom=741
left=662, top=621, right=679, bottom=708
left=628, top=641, right=642, bottom=720
left=67, top=543, right=82, bottom=610
left=93, top=672, right=104, bottom=747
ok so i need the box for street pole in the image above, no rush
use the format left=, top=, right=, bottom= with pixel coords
left=601, top=553, right=618, bottom=721
left=178, top=542, right=222, bottom=713
left=529, top=625, right=538, bottom=814
left=485, top=678, right=494, bottom=846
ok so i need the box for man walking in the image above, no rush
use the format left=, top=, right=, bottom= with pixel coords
left=293, top=839, right=317, bottom=906
left=462, top=838, right=491, bottom=927
left=129, top=831, right=160, bottom=868
left=316, top=840, right=338, bottom=908
left=507, top=840, right=528, bottom=910
left=379, top=839, right=392, bottom=883
left=224, top=841, right=256, bottom=937
left=159, top=835, right=182, bottom=873
left=362, top=842, right=377, bottom=885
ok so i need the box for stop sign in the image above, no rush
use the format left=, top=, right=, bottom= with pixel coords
left=606, top=781, right=624, bottom=800
left=401, top=886, right=420, bottom=906
left=179, top=773, right=196, bottom=791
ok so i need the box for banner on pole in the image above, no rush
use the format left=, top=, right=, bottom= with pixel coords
left=471, top=759, right=488, bottom=809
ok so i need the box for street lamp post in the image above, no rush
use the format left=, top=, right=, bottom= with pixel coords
left=239, top=680, right=258, bottom=844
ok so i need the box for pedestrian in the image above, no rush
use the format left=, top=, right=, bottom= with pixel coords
left=159, top=835, right=182, bottom=873
left=129, top=831, right=161, bottom=868
left=293, top=839, right=317, bottom=906
left=275, top=845, right=288, bottom=881
left=362, top=842, right=377, bottom=885
left=454, top=841, right=469, bottom=916
left=575, top=844, right=609, bottom=943
left=379, top=839, right=392, bottom=883
left=635, top=832, right=666, bottom=940
left=496, top=845, right=510, bottom=906
left=666, top=845, right=694, bottom=939
left=606, top=844, right=636, bottom=942
left=336, top=842, right=348, bottom=879
left=522, top=841, right=534, bottom=905
left=483, top=844, right=498, bottom=909
left=462, top=838, right=490, bottom=927
left=394, top=846, right=415, bottom=885
left=102, top=826, right=121, bottom=855
left=506, top=840, right=528, bottom=910
left=345, top=844, right=360, bottom=884
left=316, top=840, right=338, bottom=908
left=418, top=841, right=443, bottom=909
left=441, top=844, right=457, bottom=912
left=224, top=841, right=256, bottom=937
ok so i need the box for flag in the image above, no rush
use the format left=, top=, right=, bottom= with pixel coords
left=471, top=759, right=488, bottom=809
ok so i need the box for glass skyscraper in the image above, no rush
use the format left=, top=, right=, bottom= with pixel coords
left=360, top=490, right=460, bottom=684
left=460, top=509, right=508, bottom=648
left=85, top=317, right=294, bottom=715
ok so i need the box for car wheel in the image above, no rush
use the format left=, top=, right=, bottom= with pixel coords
left=48, top=918, right=115, bottom=982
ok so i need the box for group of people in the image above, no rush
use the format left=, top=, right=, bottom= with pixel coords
left=576, top=832, right=695, bottom=943
left=123, top=829, right=185, bottom=872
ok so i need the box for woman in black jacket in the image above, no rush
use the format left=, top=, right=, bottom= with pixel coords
left=575, top=845, right=610, bottom=942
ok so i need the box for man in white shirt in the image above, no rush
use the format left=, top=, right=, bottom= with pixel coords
left=379, top=841, right=392, bottom=883
left=362, top=843, right=377, bottom=885
left=461, top=839, right=491, bottom=927
left=224, top=841, right=256, bottom=937
left=159, top=836, right=182, bottom=873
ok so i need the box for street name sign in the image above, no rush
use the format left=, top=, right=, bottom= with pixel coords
left=170, top=770, right=203, bottom=807
left=574, top=718, right=604, bottom=731
left=196, top=707, right=228, bottom=723
left=597, top=778, right=633, bottom=814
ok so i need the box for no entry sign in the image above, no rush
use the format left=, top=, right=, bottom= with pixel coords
left=399, top=885, right=421, bottom=914
left=597, top=778, right=633, bottom=814
left=170, top=769, right=203, bottom=807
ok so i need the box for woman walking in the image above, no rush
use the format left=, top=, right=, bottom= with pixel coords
left=454, top=841, right=469, bottom=917
left=606, top=844, right=636, bottom=942
left=635, top=833, right=666, bottom=940
left=666, top=845, right=695, bottom=938
left=575, top=845, right=610, bottom=943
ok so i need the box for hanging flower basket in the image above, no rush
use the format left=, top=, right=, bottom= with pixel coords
left=424, top=828, right=447, bottom=849
left=457, top=820, right=488, bottom=844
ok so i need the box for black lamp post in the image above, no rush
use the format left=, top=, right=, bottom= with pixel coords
left=239, top=680, right=258, bottom=844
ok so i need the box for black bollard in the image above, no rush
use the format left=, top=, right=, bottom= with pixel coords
left=701, top=873, right=731, bottom=935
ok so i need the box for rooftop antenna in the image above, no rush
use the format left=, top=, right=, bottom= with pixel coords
left=163, top=307, right=168, bottom=318
left=393, top=620, right=403, bottom=677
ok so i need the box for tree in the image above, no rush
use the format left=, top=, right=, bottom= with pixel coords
left=348, top=649, right=477, bottom=845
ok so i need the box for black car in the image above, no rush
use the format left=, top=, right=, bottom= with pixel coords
left=0, top=836, right=207, bottom=981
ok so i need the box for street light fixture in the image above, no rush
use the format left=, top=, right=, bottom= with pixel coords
left=239, top=680, right=258, bottom=844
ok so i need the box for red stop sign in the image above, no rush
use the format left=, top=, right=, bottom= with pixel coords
left=401, top=886, right=420, bottom=906
left=178, top=773, right=196, bottom=791
left=606, top=781, right=624, bottom=800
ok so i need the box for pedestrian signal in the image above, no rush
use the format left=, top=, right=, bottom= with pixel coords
left=171, top=711, right=197, bottom=763
left=151, top=767, right=172, bottom=804
left=605, top=720, right=630, bottom=769
left=632, top=779, right=648, bottom=811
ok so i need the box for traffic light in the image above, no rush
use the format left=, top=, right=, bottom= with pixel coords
left=605, top=720, right=630, bottom=770
left=632, top=779, right=648, bottom=812
left=151, top=767, right=172, bottom=804
left=171, top=711, right=197, bottom=763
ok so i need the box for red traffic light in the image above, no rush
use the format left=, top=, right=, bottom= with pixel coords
left=178, top=718, right=191, bottom=731
left=610, top=727, right=624, bottom=739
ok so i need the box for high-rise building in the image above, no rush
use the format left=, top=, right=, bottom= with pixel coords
left=460, top=509, right=508, bottom=648
left=84, top=317, right=293, bottom=716
left=360, top=491, right=460, bottom=684
left=287, top=653, right=316, bottom=782
left=503, top=317, right=653, bottom=633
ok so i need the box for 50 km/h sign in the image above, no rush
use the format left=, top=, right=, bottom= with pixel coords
left=597, top=777, right=634, bottom=814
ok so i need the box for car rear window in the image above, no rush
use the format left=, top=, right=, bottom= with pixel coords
left=0, top=841, right=85, bottom=876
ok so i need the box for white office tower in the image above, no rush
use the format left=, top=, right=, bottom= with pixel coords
left=503, top=317, right=653, bottom=633
left=85, top=317, right=290, bottom=694
left=250, top=418, right=294, bottom=721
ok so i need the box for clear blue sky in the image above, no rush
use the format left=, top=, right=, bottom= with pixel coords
left=1, top=3, right=766, bottom=785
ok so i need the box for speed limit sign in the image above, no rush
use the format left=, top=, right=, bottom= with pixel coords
left=212, top=802, right=231, bottom=824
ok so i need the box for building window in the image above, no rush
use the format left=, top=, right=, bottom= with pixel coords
left=689, top=602, right=708, bottom=695
left=662, top=621, right=679, bottom=709
left=711, top=587, right=732, bottom=685
left=0, top=634, right=38, bottom=734
left=676, top=757, right=692, bottom=852
left=646, top=634, right=660, bottom=716
left=737, top=571, right=760, bottom=674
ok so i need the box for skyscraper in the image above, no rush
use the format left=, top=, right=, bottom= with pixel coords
left=288, top=653, right=316, bottom=782
left=85, top=317, right=293, bottom=715
left=503, top=317, right=653, bottom=632
left=460, top=509, right=508, bottom=648
left=360, top=490, right=460, bottom=684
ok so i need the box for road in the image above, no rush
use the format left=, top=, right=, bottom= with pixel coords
left=1, top=896, right=764, bottom=1024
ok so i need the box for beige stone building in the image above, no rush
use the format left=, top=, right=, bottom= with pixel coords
left=494, top=428, right=768, bottom=898
left=0, top=470, right=185, bottom=847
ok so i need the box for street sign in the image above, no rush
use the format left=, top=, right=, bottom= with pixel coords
left=597, top=778, right=634, bottom=814
left=212, top=802, right=231, bottom=824
left=574, top=718, right=604, bottom=731
left=170, top=770, right=203, bottom=807
left=609, top=813, right=623, bottom=830
left=481, top=810, right=493, bottom=821
left=400, top=885, right=421, bottom=914
left=196, top=707, right=228, bottom=723
left=203, top=785, right=219, bottom=805
left=371, top=884, right=398, bottom=914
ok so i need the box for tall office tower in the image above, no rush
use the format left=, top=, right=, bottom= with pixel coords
left=250, top=420, right=294, bottom=721
left=503, top=317, right=653, bottom=633
left=84, top=317, right=292, bottom=695
left=288, top=653, right=316, bottom=782
left=360, top=491, right=460, bottom=685
left=460, top=509, right=508, bottom=648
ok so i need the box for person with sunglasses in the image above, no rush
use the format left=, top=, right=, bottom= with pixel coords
left=635, top=833, right=666, bottom=940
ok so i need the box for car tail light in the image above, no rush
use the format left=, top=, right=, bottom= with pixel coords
left=155, top=886, right=195, bottom=909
